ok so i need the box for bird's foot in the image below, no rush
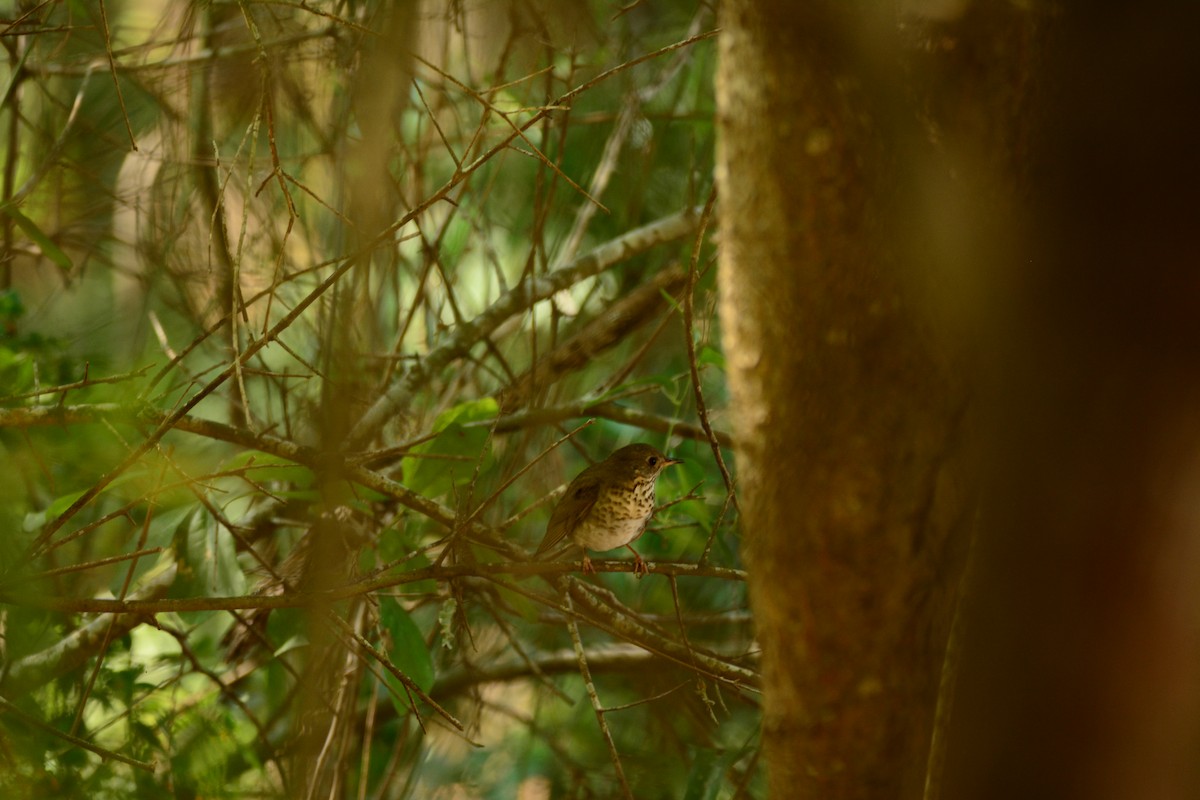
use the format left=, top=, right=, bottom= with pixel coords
left=629, top=548, right=648, bottom=579
left=581, top=553, right=596, bottom=574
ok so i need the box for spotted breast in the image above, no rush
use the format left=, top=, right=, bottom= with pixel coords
left=535, top=444, right=683, bottom=577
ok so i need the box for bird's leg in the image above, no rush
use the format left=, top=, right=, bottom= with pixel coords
left=581, top=552, right=596, bottom=574
left=626, top=545, right=648, bottom=578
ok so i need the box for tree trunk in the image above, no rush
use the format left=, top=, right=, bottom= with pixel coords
left=944, top=6, right=1200, bottom=798
left=716, top=3, right=967, bottom=797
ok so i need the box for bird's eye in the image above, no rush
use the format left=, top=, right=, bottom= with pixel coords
left=648, top=456, right=658, bottom=466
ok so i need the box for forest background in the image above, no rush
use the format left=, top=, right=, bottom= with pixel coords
left=2, top=2, right=1198, bottom=799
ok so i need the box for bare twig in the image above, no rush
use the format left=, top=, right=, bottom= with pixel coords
left=0, top=561, right=177, bottom=696
left=486, top=399, right=732, bottom=446
left=498, top=263, right=689, bottom=411
left=565, top=592, right=634, bottom=800
left=486, top=575, right=757, bottom=688
left=96, top=0, right=136, bottom=150
left=349, top=206, right=702, bottom=447
left=415, top=54, right=607, bottom=212
left=333, top=616, right=465, bottom=733
left=683, top=188, right=738, bottom=511
left=460, top=419, right=594, bottom=528
left=1, top=364, right=153, bottom=402
left=0, top=695, right=155, bottom=772
left=0, top=547, right=162, bottom=586
left=68, top=457, right=164, bottom=736
left=0, top=560, right=746, bottom=615
left=29, top=35, right=713, bottom=553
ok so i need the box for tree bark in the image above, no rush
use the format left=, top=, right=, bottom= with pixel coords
left=716, top=3, right=967, bottom=797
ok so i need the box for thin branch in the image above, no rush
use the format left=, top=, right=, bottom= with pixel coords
left=348, top=205, right=702, bottom=446
left=96, top=0, right=136, bottom=150
left=683, top=188, right=738, bottom=510
left=67, top=455, right=163, bottom=735
left=161, top=623, right=278, bottom=767
left=0, top=560, right=746, bottom=615
left=28, top=25, right=697, bottom=552
left=562, top=578, right=757, bottom=688
left=558, top=97, right=637, bottom=262
left=24, top=25, right=341, bottom=76
left=0, top=547, right=162, bottom=586
left=486, top=399, right=732, bottom=446
left=415, top=54, right=606, bottom=211
left=601, top=679, right=691, bottom=713
left=565, top=592, right=634, bottom=800
left=0, top=695, right=155, bottom=772
left=486, top=575, right=757, bottom=689
left=498, top=263, right=689, bottom=411
left=459, top=419, right=594, bottom=528
left=332, top=616, right=465, bottom=733
left=474, top=603, right=574, bottom=704
left=1, top=364, right=153, bottom=402
left=555, top=29, right=718, bottom=110
left=433, top=642, right=749, bottom=698
left=0, top=562, right=177, bottom=696
left=8, top=65, right=96, bottom=203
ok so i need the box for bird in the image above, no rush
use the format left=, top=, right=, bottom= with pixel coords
left=535, top=443, right=683, bottom=577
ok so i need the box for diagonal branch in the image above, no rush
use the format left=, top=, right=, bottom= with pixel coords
left=487, top=400, right=733, bottom=446
left=565, top=592, right=634, bottom=799
left=498, top=262, right=688, bottom=411
left=0, top=694, right=155, bottom=773
left=0, top=561, right=177, bottom=695
left=347, top=206, right=701, bottom=447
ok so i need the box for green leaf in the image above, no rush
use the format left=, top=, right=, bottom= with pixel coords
left=697, top=345, right=726, bottom=371
left=184, top=511, right=246, bottom=597
left=112, top=504, right=195, bottom=589
left=380, top=598, right=435, bottom=717
left=0, top=203, right=73, bottom=271
left=658, top=287, right=684, bottom=315
left=0, top=289, right=24, bottom=322
left=266, top=608, right=305, bottom=657
left=144, top=504, right=196, bottom=551
left=0, top=350, right=36, bottom=398
left=437, top=397, right=499, bottom=429
left=44, top=489, right=88, bottom=520
left=273, top=634, right=308, bottom=658
left=441, top=216, right=471, bottom=262
left=401, top=397, right=498, bottom=498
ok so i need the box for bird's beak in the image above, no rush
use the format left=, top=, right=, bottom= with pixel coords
left=666, top=457, right=684, bottom=466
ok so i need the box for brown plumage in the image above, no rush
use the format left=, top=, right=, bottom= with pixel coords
left=536, top=443, right=682, bottom=576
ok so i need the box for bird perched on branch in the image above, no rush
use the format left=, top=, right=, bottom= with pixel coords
left=536, top=443, right=682, bottom=577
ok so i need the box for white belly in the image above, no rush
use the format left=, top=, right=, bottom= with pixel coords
left=571, top=514, right=647, bottom=552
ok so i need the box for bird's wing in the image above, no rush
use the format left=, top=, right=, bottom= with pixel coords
left=535, top=475, right=601, bottom=555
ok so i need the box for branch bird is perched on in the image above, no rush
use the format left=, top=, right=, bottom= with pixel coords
left=536, top=443, right=683, bottom=577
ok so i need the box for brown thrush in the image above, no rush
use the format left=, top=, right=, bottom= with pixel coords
left=535, top=443, right=683, bottom=576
